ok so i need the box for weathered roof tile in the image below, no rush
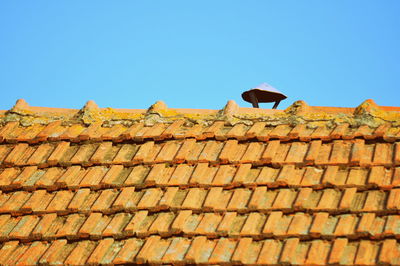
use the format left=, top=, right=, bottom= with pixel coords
left=1, top=100, right=399, bottom=265
left=86, top=238, right=114, bottom=265
left=113, top=238, right=143, bottom=264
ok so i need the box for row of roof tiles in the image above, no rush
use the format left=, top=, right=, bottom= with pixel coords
left=1, top=164, right=399, bottom=192
left=1, top=121, right=400, bottom=144
left=1, top=210, right=400, bottom=242
left=1, top=186, right=399, bottom=215
left=0, top=237, right=398, bottom=265
left=1, top=139, right=400, bottom=168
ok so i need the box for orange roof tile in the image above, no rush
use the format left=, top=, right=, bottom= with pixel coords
left=0, top=98, right=400, bottom=264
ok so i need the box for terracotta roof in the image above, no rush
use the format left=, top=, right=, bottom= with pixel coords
left=0, top=99, right=400, bottom=265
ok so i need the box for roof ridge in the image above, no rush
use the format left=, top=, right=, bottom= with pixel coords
left=2, top=99, right=400, bottom=127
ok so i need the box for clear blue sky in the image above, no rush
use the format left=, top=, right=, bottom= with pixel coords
left=1, top=1, right=399, bottom=111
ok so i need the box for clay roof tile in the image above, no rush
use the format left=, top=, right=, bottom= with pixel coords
left=0, top=99, right=399, bottom=265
